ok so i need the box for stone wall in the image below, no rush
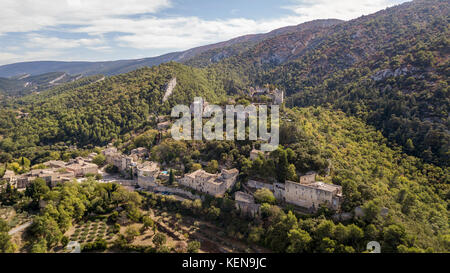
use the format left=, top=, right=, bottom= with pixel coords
left=247, top=179, right=273, bottom=191
left=285, top=181, right=334, bottom=211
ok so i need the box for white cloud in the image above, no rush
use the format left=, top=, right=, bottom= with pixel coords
left=0, top=50, right=63, bottom=65
left=0, top=0, right=171, bottom=33
left=26, top=34, right=104, bottom=49
left=73, top=16, right=310, bottom=50
left=65, top=0, right=404, bottom=50
left=286, top=0, right=403, bottom=21
left=0, top=0, right=408, bottom=65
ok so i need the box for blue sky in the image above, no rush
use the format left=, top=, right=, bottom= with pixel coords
left=0, top=0, right=408, bottom=65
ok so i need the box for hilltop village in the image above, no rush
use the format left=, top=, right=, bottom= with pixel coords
left=1, top=87, right=342, bottom=217
left=1, top=83, right=344, bottom=220
left=2, top=145, right=342, bottom=215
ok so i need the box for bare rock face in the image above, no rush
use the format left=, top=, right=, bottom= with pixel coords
left=371, top=66, right=416, bottom=81
left=162, top=77, right=177, bottom=102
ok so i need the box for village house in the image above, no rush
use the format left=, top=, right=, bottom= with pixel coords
left=284, top=180, right=342, bottom=212
left=131, top=147, right=148, bottom=159
left=14, top=168, right=76, bottom=189
left=178, top=168, right=239, bottom=197
left=16, top=175, right=36, bottom=189
left=103, top=146, right=134, bottom=172
left=2, top=170, right=17, bottom=184
left=65, top=158, right=98, bottom=177
left=300, top=172, right=317, bottom=184
left=246, top=173, right=343, bottom=212
left=136, top=161, right=160, bottom=189
left=85, top=152, right=98, bottom=163
left=249, top=86, right=284, bottom=105
left=44, top=160, right=67, bottom=169
left=235, top=191, right=261, bottom=217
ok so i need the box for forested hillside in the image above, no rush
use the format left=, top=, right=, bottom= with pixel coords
left=0, top=63, right=227, bottom=163
left=0, top=72, right=83, bottom=97
left=204, top=0, right=449, bottom=167
left=280, top=107, right=448, bottom=251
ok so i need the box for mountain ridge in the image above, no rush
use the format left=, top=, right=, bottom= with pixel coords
left=0, top=19, right=343, bottom=78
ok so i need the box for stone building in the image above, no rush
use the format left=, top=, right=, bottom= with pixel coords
left=65, top=160, right=98, bottom=177
left=284, top=180, right=342, bottom=211
left=235, top=191, right=260, bottom=217
left=178, top=168, right=239, bottom=197
left=131, top=147, right=148, bottom=159
left=271, top=89, right=284, bottom=105
left=16, top=175, right=35, bottom=189
left=299, top=172, right=316, bottom=184
left=273, top=182, right=285, bottom=201
left=2, top=170, right=17, bottom=184
left=249, top=86, right=284, bottom=105
left=44, top=160, right=67, bottom=169
left=103, top=147, right=133, bottom=172
left=15, top=168, right=76, bottom=189
left=136, top=161, right=160, bottom=189
left=246, top=173, right=343, bottom=212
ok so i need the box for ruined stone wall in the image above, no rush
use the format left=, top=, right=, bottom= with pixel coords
left=285, top=181, right=333, bottom=210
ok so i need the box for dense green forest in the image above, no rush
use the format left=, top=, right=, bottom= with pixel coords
left=2, top=103, right=449, bottom=253
left=0, top=0, right=448, bottom=253
left=0, top=63, right=228, bottom=163
left=198, top=0, right=449, bottom=167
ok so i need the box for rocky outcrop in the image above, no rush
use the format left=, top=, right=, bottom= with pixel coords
left=371, top=66, right=416, bottom=81
left=162, top=77, right=177, bottom=102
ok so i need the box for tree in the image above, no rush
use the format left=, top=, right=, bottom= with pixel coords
left=346, top=224, right=364, bottom=247
left=276, top=149, right=289, bottom=183
left=0, top=230, right=16, bottom=253
left=254, top=188, right=276, bottom=204
left=190, top=163, right=202, bottom=172
left=0, top=153, right=12, bottom=163
left=207, top=206, right=221, bottom=220
left=318, top=237, right=336, bottom=253
left=152, top=233, right=167, bottom=248
left=286, top=228, right=312, bottom=253
left=362, top=201, right=380, bottom=223
left=25, top=178, right=50, bottom=208
left=19, top=157, right=31, bottom=168
left=142, top=216, right=154, bottom=230
left=168, top=169, right=175, bottom=185
left=383, top=224, right=408, bottom=252
left=0, top=219, right=9, bottom=232
left=29, top=215, right=63, bottom=247
left=125, top=226, right=140, bottom=242
left=333, top=223, right=348, bottom=243
left=187, top=240, right=201, bottom=253
left=247, top=226, right=264, bottom=245
left=405, top=138, right=415, bottom=152
left=205, top=160, right=218, bottom=174
left=60, top=236, right=69, bottom=247
left=92, top=154, right=106, bottom=166
left=286, top=164, right=298, bottom=181
left=315, top=220, right=335, bottom=240
left=31, top=239, right=47, bottom=253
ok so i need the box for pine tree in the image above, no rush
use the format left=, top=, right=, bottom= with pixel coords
left=169, top=169, right=175, bottom=185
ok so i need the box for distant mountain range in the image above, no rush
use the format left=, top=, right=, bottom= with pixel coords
left=0, top=19, right=342, bottom=97
left=0, top=19, right=342, bottom=79
left=0, top=72, right=82, bottom=97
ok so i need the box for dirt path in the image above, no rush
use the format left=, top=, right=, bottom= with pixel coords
left=8, top=221, right=32, bottom=235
